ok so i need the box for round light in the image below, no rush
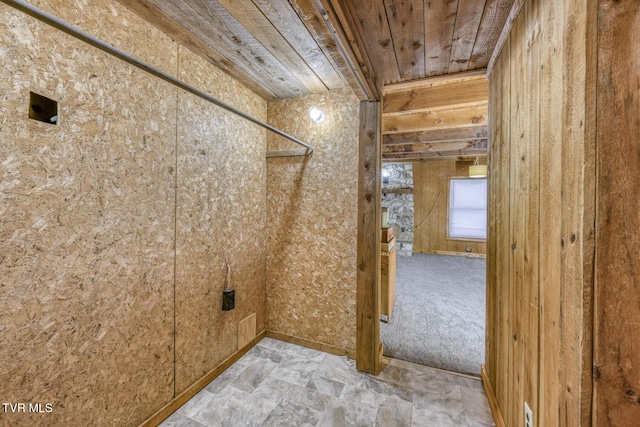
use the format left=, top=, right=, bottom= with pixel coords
left=309, top=107, right=325, bottom=124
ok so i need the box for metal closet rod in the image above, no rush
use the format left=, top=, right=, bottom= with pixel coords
left=2, top=0, right=314, bottom=154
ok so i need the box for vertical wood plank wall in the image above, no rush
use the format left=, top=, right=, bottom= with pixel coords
left=413, top=159, right=487, bottom=256
left=594, top=1, right=640, bottom=425
left=0, top=1, right=267, bottom=425
left=485, top=0, right=596, bottom=425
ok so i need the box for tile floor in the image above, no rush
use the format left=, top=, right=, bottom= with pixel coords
left=160, top=338, right=495, bottom=427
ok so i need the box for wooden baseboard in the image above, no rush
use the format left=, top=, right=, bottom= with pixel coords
left=139, top=330, right=266, bottom=427
left=480, top=365, right=506, bottom=427
left=266, top=330, right=356, bottom=360
left=414, top=249, right=487, bottom=259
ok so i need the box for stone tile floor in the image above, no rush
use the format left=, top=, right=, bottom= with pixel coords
left=160, top=338, right=495, bottom=427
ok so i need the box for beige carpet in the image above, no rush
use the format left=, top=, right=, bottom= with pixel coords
left=380, top=253, right=486, bottom=376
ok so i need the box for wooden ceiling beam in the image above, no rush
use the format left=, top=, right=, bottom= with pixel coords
left=383, top=69, right=487, bottom=94
left=383, top=146, right=488, bottom=160
left=383, top=125, right=489, bottom=146
left=383, top=78, right=489, bottom=115
left=382, top=103, right=488, bottom=134
left=383, top=139, right=488, bottom=154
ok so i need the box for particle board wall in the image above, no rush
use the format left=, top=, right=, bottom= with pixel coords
left=594, top=1, right=640, bottom=425
left=266, top=89, right=359, bottom=351
left=174, top=46, right=267, bottom=393
left=485, top=0, right=596, bottom=426
left=0, top=1, right=267, bottom=426
left=413, top=159, right=487, bottom=256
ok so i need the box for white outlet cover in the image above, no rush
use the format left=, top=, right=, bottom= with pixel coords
left=524, top=402, right=533, bottom=427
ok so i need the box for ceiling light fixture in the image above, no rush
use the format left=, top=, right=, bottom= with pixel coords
left=469, top=157, right=487, bottom=178
left=309, top=107, right=325, bottom=124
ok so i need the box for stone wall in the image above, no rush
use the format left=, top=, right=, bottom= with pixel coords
left=382, top=163, right=414, bottom=256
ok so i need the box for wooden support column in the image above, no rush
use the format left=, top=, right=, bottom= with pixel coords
left=356, top=101, right=382, bottom=374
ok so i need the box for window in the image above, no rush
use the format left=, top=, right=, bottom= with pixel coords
left=448, top=178, right=487, bottom=240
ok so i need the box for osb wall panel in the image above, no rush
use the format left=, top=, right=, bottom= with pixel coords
left=266, top=89, right=359, bottom=351
left=175, top=46, right=267, bottom=393
left=0, top=3, right=176, bottom=426
left=485, top=0, right=595, bottom=426
left=413, top=159, right=487, bottom=255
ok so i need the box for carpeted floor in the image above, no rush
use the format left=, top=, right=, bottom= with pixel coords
left=381, top=253, right=486, bottom=376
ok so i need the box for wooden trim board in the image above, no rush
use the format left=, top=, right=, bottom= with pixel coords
left=481, top=365, right=506, bottom=427
left=138, top=331, right=266, bottom=427
left=266, top=330, right=356, bottom=359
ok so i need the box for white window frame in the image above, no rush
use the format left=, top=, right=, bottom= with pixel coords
left=447, top=177, right=487, bottom=241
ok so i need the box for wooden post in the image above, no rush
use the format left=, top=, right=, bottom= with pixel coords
left=356, top=101, right=382, bottom=374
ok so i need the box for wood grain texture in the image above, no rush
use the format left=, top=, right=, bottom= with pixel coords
left=383, top=68, right=486, bottom=93
left=594, top=0, right=640, bottom=425
left=349, top=0, right=400, bottom=84
left=383, top=0, right=425, bottom=81
left=412, top=160, right=487, bottom=255
left=485, top=0, right=596, bottom=425
left=424, top=0, right=459, bottom=76
left=266, top=89, right=360, bottom=352
left=382, top=103, right=488, bottom=134
left=468, top=0, right=513, bottom=69
left=0, top=2, right=177, bottom=425
left=251, top=0, right=345, bottom=90
left=448, top=0, right=486, bottom=73
left=356, top=101, right=383, bottom=374
left=383, top=78, right=488, bottom=114
left=116, top=0, right=277, bottom=100
left=383, top=125, right=489, bottom=146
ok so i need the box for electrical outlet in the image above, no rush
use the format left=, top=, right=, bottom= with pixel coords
left=524, top=402, right=533, bottom=427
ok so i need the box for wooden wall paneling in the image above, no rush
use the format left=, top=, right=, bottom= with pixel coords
left=507, top=9, right=525, bottom=425
left=521, top=1, right=541, bottom=423
left=469, top=0, right=513, bottom=69
left=382, top=103, right=488, bottom=134
left=448, top=0, right=486, bottom=73
left=561, top=0, right=597, bottom=424
left=356, top=101, right=382, bottom=374
left=250, top=0, right=345, bottom=90
left=116, top=0, right=276, bottom=100
left=424, top=0, right=459, bottom=76
left=383, top=0, right=425, bottom=81
left=486, top=0, right=526, bottom=76
left=595, top=1, right=640, bottom=425
left=538, top=0, right=563, bottom=424
left=383, top=78, right=489, bottom=114
left=215, top=0, right=327, bottom=94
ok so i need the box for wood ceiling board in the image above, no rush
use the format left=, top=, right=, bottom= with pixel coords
left=487, top=0, right=525, bottom=76
left=382, top=104, right=488, bottom=134
left=448, top=0, right=487, bottom=73
left=349, top=0, right=401, bottom=84
left=383, top=0, right=426, bottom=81
left=217, top=0, right=327, bottom=94
left=383, top=139, right=488, bottom=153
left=251, top=0, right=345, bottom=90
left=424, top=0, right=459, bottom=77
left=148, top=0, right=308, bottom=98
left=116, top=0, right=277, bottom=99
left=291, top=0, right=370, bottom=100
left=383, top=78, right=488, bottom=114
left=468, top=0, right=513, bottom=69
left=383, top=125, right=489, bottom=146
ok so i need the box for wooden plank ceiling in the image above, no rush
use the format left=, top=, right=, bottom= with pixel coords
left=117, top=0, right=513, bottom=159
